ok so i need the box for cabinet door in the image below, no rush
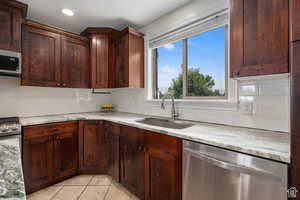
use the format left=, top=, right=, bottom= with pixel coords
left=114, top=35, right=128, bottom=88
left=23, top=136, right=54, bottom=193
left=128, top=33, right=144, bottom=88
left=291, top=42, right=300, bottom=196
left=0, top=3, right=22, bottom=52
left=105, top=122, right=120, bottom=182
left=79, top=121, right=107, bottom=173
left=145, top=149, right=180, bottom=200
left=22, top=25, right=61, bottom=87
left=120, top=126, right=145, bottom=199
left=145, top=131, right=182, bottom=200
left=54, top=131, right=78, bottom=180
left=91, top=35, right=109, bottom=88
left=61, top=36, right=90, bottom=88
left=291, top=0, right=300, bottom=42
left=230, top=0, right=289, bottom=77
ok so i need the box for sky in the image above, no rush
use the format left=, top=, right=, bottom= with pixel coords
left=157, top=26, right=226, bottom=95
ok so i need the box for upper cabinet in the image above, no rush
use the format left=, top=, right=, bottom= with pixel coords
left=61, top=35, right=90, bottom=88
left=22, top=23, right=62, bottom=87
left=291, top=0, right=300, bottom=42
left=82, top=28, right=118, bottom=88
left=230, top=0, right=289, bottom=77
left=0, top=0, right=27, bottom=52
left=114, top=27, right=145, bottom=88
left=22, top=20, right=91, bottom=88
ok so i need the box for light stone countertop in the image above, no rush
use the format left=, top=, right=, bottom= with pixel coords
left=20, top=111, right=290, bottom=164
left=0, top=136, right=26, bottom=200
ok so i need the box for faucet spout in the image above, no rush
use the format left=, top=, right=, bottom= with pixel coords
left=160, top=93, right=179, bottom=120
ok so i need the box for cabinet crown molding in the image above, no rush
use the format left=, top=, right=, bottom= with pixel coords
left=81, top=27, right=119, bottom=37
left=0, top=0, right=28, bottom=17
left=23, top=19, right=89, bottom=42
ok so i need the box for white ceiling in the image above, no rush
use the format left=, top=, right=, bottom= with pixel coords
left=19, top=0, right=192, bottom=33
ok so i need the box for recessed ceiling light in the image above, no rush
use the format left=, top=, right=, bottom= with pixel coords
left=62, top=9, right=74, bottom=16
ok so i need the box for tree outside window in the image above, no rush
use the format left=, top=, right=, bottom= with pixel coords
left=154, top=26, right=227, bottom=99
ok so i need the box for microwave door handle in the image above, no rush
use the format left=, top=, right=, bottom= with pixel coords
left=184, top=148, right=282, bottom=181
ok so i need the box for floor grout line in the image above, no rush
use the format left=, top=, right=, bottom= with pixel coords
left=103, top=184, right=111, bottom=200
left=77, top=185, right=88, bottom=200
left=50, top=185, right=65, bottom=200
left=77, top=175, right=95, bottom=199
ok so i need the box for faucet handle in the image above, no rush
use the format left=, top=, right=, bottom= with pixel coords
left=173, top=112, right=179, bottom=120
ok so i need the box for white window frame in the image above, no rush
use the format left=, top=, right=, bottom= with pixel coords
left=145, top=10, right=238, bottom=106
left=152, top=24, right=229, bottom=100
left=151, top=18, right=229, bottom=100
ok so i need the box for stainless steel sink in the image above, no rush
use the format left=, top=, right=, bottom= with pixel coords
left=136, top=117, right=194, bottom=129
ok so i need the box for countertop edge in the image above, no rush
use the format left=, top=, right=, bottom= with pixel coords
left=20, top=112, right=291, bottom=164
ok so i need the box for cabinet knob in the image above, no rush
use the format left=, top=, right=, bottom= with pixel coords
left=56, top=83, right=61, bottom=87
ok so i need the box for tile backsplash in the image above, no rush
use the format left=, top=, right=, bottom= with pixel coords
left=112, top=74, right=290, bottom=132
left=0, top=76, right=111, bottom=118
left=0, top=74, right=290, bottom=132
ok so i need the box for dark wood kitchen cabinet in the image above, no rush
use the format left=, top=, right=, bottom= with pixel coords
left=23, top=135, right=54, bottom=193
left=23, top=121, right=78, bottom=193
left=22, top=23, right=62, bottom=87
left=114, top=27, right=144, bottom=88
left=291, top=41, right=300, bottom=199
left=79, top=120, right=107, bottom=173
left=230, top=0, right=289, bottom=77
left=291, top=0, right=300, bottom=42
left=120, top=125, right=145, bottom=199
left=104, top=121, right=120, bottom=182
left=145, top=131, right=182, bottom=200
left=22, top=20, right=91, bottom=88
left=0, top=0, right=27, bottom=52
left=82, top=28, right=118, bottom=88
left=61, top=36, right=90, bottom=88
left=53, top=130, right=78, bottom=180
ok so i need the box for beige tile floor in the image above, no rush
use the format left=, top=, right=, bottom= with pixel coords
left=27, top=175, right=140, bottom=200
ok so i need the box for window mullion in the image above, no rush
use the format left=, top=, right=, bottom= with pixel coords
left=152, top=49, right=158, bottom=99
left=182, top=39, right=188, bottom=97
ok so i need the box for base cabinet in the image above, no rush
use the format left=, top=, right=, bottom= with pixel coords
left=54, top=131, right=78, bottom=179
left=145, top=132, right=182, bottom=200
left=104, top=121, right=120, bottom=182
left=23, top=135, right=54, bottom=193
left=22, top=120, right=182, bottom=198
left=22, top=121, right=78, bottom=193
left=120, top=126, right=146, bottom=199
left=79, top=120, right=107, bottom=173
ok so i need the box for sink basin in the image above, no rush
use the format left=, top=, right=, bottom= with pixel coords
left=136, top=117, right=194, bottom=129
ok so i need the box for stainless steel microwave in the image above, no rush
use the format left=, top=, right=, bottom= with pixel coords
left=0, top=50, right=21, bottom=77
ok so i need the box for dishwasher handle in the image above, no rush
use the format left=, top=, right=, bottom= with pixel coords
left=184, top=148, right=283, bottom=181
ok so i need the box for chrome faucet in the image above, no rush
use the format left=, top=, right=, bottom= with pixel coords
left=161, top=93, right=179, bottom=120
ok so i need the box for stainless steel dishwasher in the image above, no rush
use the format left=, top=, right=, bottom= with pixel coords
left=183, top=140, right=288, bottom=200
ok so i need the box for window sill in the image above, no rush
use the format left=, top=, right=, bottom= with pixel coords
left=144, top=99, right=239, bottom=111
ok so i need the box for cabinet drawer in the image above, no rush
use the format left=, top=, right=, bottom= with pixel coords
left=23, top=121, right=78, bottom=139
left=145, top=131, right=181, bottom=156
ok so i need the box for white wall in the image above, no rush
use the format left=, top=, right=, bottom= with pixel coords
left=0, top=77, right=111, bottom=118
left=111, top=0, right=290, bottom=133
